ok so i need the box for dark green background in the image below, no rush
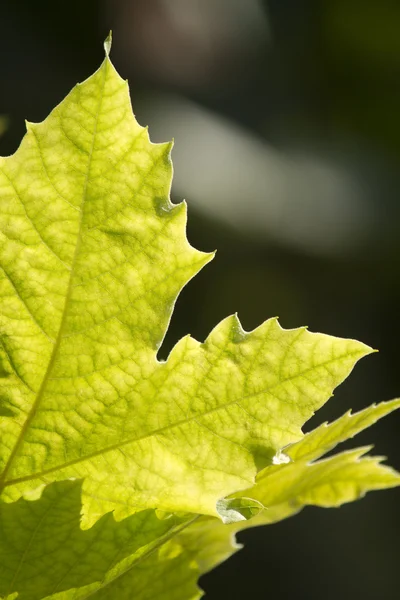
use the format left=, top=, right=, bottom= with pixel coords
left=1, top=1, right=399, bottom=598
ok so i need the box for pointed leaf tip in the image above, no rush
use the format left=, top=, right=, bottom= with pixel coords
left=104, top=31, right=112, bottom=57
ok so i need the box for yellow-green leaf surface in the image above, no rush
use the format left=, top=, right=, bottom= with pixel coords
left=247, top=446, right=400, bottom=508
left=0, top=45, right=376, bottom=525
left=287, top=398, right=400, bottom=462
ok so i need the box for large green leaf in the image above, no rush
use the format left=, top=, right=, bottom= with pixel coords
left=0, top=41, right=375, bottom=526
left=1, top=35, right=399, bottom=600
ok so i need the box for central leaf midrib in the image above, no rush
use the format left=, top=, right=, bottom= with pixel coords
left=0, top=60, right=109, bottom=489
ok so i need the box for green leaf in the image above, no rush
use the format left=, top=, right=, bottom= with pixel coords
left=247, top=445, right=400, bottom=509
left=287, top=398, right=400, bottom=462
left=0, top=48, right=374, bottom=525
left=0, top=39, right=399, bottom=600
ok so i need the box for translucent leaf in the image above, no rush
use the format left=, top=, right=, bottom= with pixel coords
left=248, top=446, right=400, bottom=508
left=0, top=39, right=399, bottom=600
left=287, top=398, right=400, bottom=462
left=0, top=48, right=373, bottom=525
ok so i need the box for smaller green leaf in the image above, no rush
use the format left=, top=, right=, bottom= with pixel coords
left=291, top=447, right=400, bottom=508
left=235, top=400, right=400, bottom=509
left=287, top=398, right=400, bottom=462
left=248, top=445, right=400, bottom=508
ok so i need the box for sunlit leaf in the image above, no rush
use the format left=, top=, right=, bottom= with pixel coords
left=0, top=36, right=399, bottom=600
left=0, top=42, right=373, bottom=524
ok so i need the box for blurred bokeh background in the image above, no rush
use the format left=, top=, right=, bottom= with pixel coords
left=1, top=1, right=400, bottom=598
